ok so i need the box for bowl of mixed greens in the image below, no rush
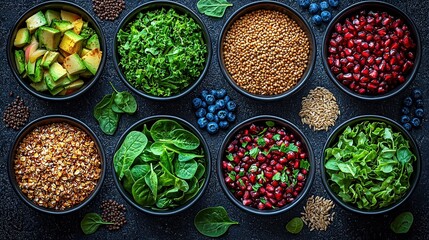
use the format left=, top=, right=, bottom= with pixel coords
left=113, top=1, right=211, bottom=101
left=7, top=0, right=106, bottom=100
left=112, top=115, right=211, bottom=215
left=321, top=115, right=421, bottom=214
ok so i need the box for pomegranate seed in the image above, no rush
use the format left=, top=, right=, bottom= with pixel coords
left=243, top=199, right=252, bottom=206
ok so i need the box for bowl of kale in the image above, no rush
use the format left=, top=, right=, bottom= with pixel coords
left=113, top=0, right=212, bottom=101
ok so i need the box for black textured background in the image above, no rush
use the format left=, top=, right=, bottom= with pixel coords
left=0, top=0, right=428, bottom=239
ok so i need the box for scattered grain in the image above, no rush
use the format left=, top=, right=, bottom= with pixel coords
left=92, top=0, right=125, bottom=21
left=301, top=195, right=336, bottom=231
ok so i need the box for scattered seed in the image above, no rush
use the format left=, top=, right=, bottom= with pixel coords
left=3, top=96, right=30, bottom=130
left=301, top=195, right=335, bottom=231
left=100, top=200, right=127, bottom=231
left=92, top=0, right=125, bottom=21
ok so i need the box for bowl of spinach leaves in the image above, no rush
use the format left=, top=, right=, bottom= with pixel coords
left=112, top=115, right=211, bottom=215
left=322, top=115, right=421, bottom=214
left=113, top=0, right=211, bottom=101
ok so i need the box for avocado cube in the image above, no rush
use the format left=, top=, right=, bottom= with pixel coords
left=44, top=10, right=60, bottom=25
left=72, top=19, right=84, bottom=35
left=41, top=51, right=60, bottom=68
left=67, top=73, right=79, bottom=81
left=59, top=30, right=84, bottom=55
left=26, top=11, right=47, bottom=34
left=28, top=58, right=43, bottom=83
left=65, top=79, right=84, bottom=90
left=51, top=20, right=74, bottom=35
left=80, top=70, right=93, bottom=78
left=82, top=48, right=102, bottom=75
left=26, top=59, right=36, bottom=75
left=14, top=28, right=31, bottom=48
left=38, top=26, right=61, bottom=50
left=63, top=53, right=86, bottom=75
left=80, top=48, right=90, bottom=57
left=49, top=62, right=67, bottom=81
left=57, top=53, right=65, bottom=64
left=30, top=79, right=48, bottom=92
left=60, top=10, right=81, bottom=23
left=45, top=72, right=72, bottom=91
left=14, top=50, right=26, bottom=75
left=49, top=87, right=65, bottom=96
left=85, top=34, right=100, bottom=50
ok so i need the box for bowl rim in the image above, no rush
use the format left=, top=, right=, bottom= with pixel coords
left=320, top=114, right=422, bottom=214
left=321, top=0, right=422, bottom=101
left=6, top=0, right=107, bottom=101
left=217, top=115, right=315, bottom=215
left=7, top=114, right=106, bottom=214
left=112, top=0, right=212, bottom=101
left=217, top=0, right=317, bottom=101
left=112, top=115, right=212, bottom=215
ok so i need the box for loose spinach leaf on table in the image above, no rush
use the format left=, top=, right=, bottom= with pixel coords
left=391, top=211, right=414, bottom=234
left=197, top=0, right=233, bottom=18
left=285, top=217, right=304, bottom=234
left=80, top=213, right=113, bottom=235
left=110, top=82, right=138, bottom=114
left=194, top=206, right=239, bottom=237
left=114, top=131, right=148, bottom=180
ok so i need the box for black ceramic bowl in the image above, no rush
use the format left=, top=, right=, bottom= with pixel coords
left=6, top=1, right=107, bottom=101
left=8, top=115, right=106, bottom=214
left=322, top=1, right=422, bottom=100
left=112, top=115, right=211, bottom=215
left=321, top=115, right=421, bottom=214
left=218, top=1, right=316, bottom=101
left=217, top=115, right=315, bottom=215
left=113, top=1, right=212, bottom=101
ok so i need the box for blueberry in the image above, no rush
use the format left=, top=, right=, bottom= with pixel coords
left=201, top=101, right=207, bottom=108
left=298, top=0, right=311, bottom=9
left=216, top=99, right=226, bottom=109
left=226, top=101, right=237, bottom=112
left=321, top=11, right=332, bottom=22
left=195, top=108, right=207, bottom=118
left=411, top=118, right=421, bottom=127
left=320, top=1, right=329, bottom=11
left=219, top=121, right=229, bottom=129
left=402, top=107, right=410, bottom=115
left=403, top=123, right=412, bottom=131
left=416, top=99, right=424, bottom=108
left=415, top=108, right=424, bottom=118
left=209, top=89, right=217, bottom=96
left=205, top=94, right=216, bottom=105
left=201, top=90, right=209, bottom=98
left=312, top=15, right=323, bottom=25
left=328, top=0, right=339, bottom=7
left=207, top=122, right=219, bottom=135
left=217, top=110, right=228, bottom=120
left=197, top=117, right=208, bottom=129
left=401, top=115, right=411, bottom=124
left=309, top=3, right=320, bottom=14
left=206, top=112, right=215, bottom=122
left=216, top=89, right=227, bottom=99
left=208, top=105, right=218, bottom=113
left=412, top=89, right=423, bottom=99
left=403, top=97, right=413, bottom=107
left=224, top=95, right=231, bottom=103
left=213, top=115, right=219, bottom=123
left=227, top=112, right=236, bottom=122
left=192, top=98, right=202, bottom=109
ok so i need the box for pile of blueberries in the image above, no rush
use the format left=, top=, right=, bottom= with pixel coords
left=298, top=0, right=340, bottom=25
left=401, top=89, right=424, bottom=131
left=193, top=89, right=237, bottom=134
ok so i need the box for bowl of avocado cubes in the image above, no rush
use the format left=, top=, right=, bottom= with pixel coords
left=7, top=0, right=106, bottom=100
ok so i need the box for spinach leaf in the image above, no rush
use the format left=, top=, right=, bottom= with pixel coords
left=145, top=164, right=158, bottom=199
left=160, top=129, right=200, bottom=150
left=123, top=169, right=135, bottom=193
left=397, top=147, right=413, bottom=164
left=130, top=164, right=150, bottom=180
left=93, top=94, right=113, bottom=119
left=110, top=82, right=138, bottom=114
left=175, top=159, right=198, bottom=179
left=150, top=119, right=184, bottom=141
left=197, top=0, right=232, bottom=18
left=194, top=206, right=239, bottom=237
left=285, top=217, right=304, bottom=234
left=195, top=163, right=206, bottom=180
left=178, top=152, right=204, bottom=162
left=391, top=212, right=413, bottom=234
left=95, top=95, right=120, bottom=135
left=175, top=178, right=190, bottom=192
left=114, top=131, right=148, bottom=180
left=132, top=177, right=155, bottom=206
left=160, top=150, right=173, bottom=173
left=80, top=213, right=112, bottom=235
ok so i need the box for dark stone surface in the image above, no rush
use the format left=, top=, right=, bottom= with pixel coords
left=0, top=0, right=427, bottom=239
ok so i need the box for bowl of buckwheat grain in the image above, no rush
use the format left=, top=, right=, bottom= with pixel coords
left=8, top=115, right=105, bottom=214
left=218, top=1, right=316, bottom=101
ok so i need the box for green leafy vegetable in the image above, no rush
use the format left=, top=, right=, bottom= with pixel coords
left=391, top=211, right=414, bottom=234
left=194, top=206, right=239, bottom=237
left=117, top=8, right=207, bottom=97
left=197, top=0, right=232, bottom=18
left=266, top=121, right=275, bottom=127
left=272, top=172, right=281, bottom=181
left=110, top=82, right=138, bottom=114
left=324, top=121, right=416, bottom=210
left=114, top=131, right=148, bottom=180
left=285, top=217, right=304, bottom=234
left=300, top=160, right=310, bottom=170
left=249, top=147, right=259, bottom=159
left=80, top=213, right=112, bottom=235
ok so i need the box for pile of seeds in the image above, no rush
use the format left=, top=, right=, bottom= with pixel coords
left=14, top=122, right=101, bottom=210
left=3, top=96, right=30, bottom=130
left=223, top=9, right=310, bottom=95
left=92, top=0, right=125, bottom=21
left=299, top=87, right=340, bottom=131
left=100, top=200, right=127, bottom=231
left=301, top=195, right=335, bottom=231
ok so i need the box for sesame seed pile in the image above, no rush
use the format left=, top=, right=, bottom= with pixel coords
left=223, top=9, right=310, bottom=95
left=299, top=87, right=340, bottom=131
left=301, top=195, right=336, bottom=231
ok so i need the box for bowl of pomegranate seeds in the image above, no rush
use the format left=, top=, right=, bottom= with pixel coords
left=218, top=115, right=315, bottom=215
left=322, top=1, right=421, bottom=100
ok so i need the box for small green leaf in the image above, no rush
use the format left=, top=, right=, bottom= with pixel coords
left=226, top=153, right=234, bottom=161
left=194, top=206, right=238, bottom=238
left=272, top=172, right=281, bottom=181
left=260, top=197, right=267, bottom=204
left=273, top=134, right=281, bottom=141
left=80, top=213, right=113, bottom=235
left=300, top=160, right=310, bottom=170
left=249, top=147, right=259, bottom=159
left=391, top=212, right=413, bottom=234
left=257, top=137, right=266, bottom=147
left=252, top=183, right=262, bottom=192
left=266, top=121, right=275, bottom=127
left=286, top=217, right=304, bottom=234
